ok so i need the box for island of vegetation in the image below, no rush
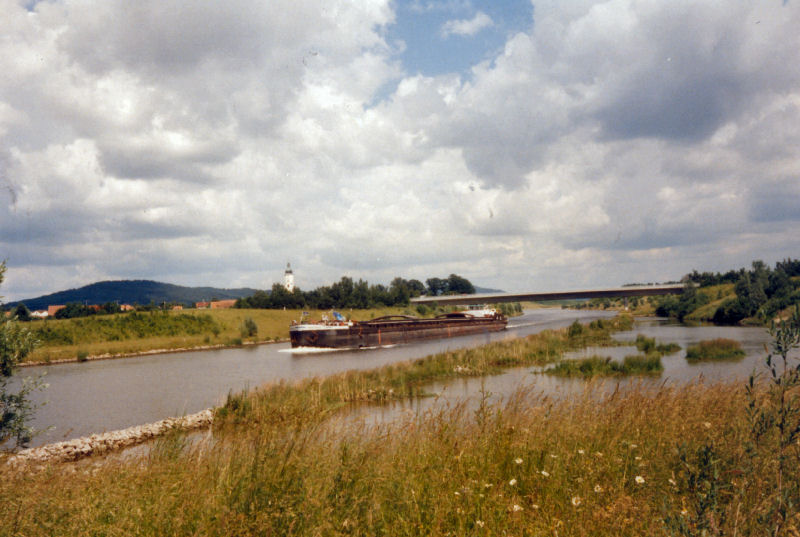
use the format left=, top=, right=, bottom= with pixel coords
left=685, top=338, right=746, bottom=362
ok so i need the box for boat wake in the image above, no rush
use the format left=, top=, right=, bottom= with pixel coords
left=279, top=346, right=345, bottom=354
left=280, top=344, right=398, bottom=354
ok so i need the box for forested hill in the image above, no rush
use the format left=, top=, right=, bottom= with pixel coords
left=6, top=280, right=258, bottom=310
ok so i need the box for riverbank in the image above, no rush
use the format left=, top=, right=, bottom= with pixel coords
left=7, top=314, right=632, bottom=465
left=20, top=306, right=421, bottom=365
left=18, top=336, right=290, bottom=367
left=2, top=314, right=797, bottom=535
left=20, top=304, right=525, bottom=366
left=6, top=409, right=214, bottom=466
left=2, top=367, right=794, bottom=534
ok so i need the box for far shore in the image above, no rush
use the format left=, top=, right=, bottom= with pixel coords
left=19, top=337, right=290, bottom=368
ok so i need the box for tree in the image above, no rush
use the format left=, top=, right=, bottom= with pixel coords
left=12, top=303, right=31, bottom=322
left=407, top=279, right=426, bottom=297
left=1, top=261, right=41, bottom=449
left=445, top=274, right=475, bottom=295
left=426, top=278, right=446, bottom=296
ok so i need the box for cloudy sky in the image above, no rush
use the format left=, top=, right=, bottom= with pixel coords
left=1, top=0, right=799, bottom=302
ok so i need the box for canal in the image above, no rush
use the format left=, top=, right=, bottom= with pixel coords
left=17, top=308, right=617, bottom=447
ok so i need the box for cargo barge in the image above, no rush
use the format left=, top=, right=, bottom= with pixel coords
left=290, top=307, right=507, bottom=349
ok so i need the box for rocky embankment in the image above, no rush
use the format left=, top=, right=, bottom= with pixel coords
left=5, top=408, right=214, bottom=467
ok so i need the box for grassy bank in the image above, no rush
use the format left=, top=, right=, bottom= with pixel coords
left=22, top=306, right=422, bottom=364
left=2, top=380, right=795, bottom=534
left=2, top=314, right=798, bottom=535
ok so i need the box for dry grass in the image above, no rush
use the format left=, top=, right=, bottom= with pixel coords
left=2, top=314, right=795, bottom=535
left=2, top=380, right=791, bottom=536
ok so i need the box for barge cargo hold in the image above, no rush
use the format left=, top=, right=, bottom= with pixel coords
left=289, top=310, right=507, bottom=349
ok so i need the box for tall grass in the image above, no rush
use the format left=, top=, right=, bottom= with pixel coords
left=547, top=354, right=663, bottom=377
left=1, top=314, right=797, bottom=535
left=634, top=334, right=681, bottom=355
left=685, top=338, right=745, bottom=362
left=2, top=381, right=793, bottom=535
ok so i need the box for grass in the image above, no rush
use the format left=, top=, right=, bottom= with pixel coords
left=545, top=334, right=678, bottom=378
left=1, top=381, right=793, bottom=535
left=683, top=284, right=737, bottom=323
left=685, top=338, right=746, bottom=362
left=1, top=314, right=797, bottom=535
left=546, top=354, right=664, bottom=377
left=22, top=306, right=426, bottom=364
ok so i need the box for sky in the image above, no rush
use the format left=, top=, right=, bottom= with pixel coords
left=1, top=0, right=799, bottom=302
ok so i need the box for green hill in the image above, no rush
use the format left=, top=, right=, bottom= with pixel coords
left=7, top=280, right=258, bottom=311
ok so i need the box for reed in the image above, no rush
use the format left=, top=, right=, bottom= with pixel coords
left=2, top=377, right=793, bottom=536
left=634, top=334, right=681, bottom=355
left=546, top=353, right=663, bottom=377
left=685, top=338, right=745, bottom=362
left=1, top=313, right=795, bottom=535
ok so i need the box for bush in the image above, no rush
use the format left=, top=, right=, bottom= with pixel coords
left=567, top=320, right=585, bottom=338
left=240, top=317, right=258, bottom=338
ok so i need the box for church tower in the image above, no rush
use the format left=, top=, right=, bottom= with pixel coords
left=283, top=262, right=294, bottom=292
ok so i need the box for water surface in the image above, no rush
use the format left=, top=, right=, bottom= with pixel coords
left=16, top=308, right=615, bottom=446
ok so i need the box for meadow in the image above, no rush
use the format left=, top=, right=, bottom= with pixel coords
left=3, top=314, right=797, bottom=536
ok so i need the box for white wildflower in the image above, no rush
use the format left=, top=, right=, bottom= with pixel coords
left=509, top=478, right=517, bottom=486
left=515, top=457, right=523, bottom=465
left=571, top=496, right=582, bottom=507
left=635, top=475, right=645, bottom=484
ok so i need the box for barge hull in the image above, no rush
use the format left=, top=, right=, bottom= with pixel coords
left=290, top=316, right=506, bottom=349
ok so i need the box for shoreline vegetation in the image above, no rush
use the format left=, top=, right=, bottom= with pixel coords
left=685, top=338, right=746, bottom=362
left=20, top=305, right=490, bottom=366
left=3, top=313, right=799, bottom=535
left=8, top=315, right=632, bottom=464
left=544, top=333, right=680, bottom=377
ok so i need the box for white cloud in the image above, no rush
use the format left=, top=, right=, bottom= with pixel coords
left=1, top=0, right=800, bottom=303
left=440, top=11, right=493, bottom=38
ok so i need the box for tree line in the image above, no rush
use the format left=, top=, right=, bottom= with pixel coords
left=657, top=258, right=800, bottom=324
left=236, top=274, right=476, bottom=310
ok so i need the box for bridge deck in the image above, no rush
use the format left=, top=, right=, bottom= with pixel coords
left=409, top=284, right=685, bottom=306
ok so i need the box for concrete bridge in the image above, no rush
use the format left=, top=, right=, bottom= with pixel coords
left=409, top=284, right=686, bottom=306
